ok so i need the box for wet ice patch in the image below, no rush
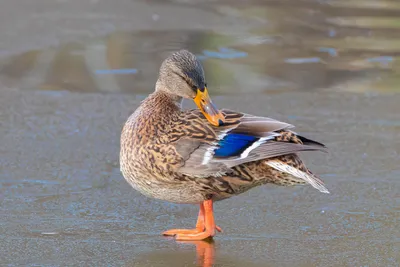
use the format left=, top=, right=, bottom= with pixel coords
left=198, top=47, right=248, bottom=60
left=318, top=47, right=338, bottom=57
left=284, top=57, right=322, bottom=64
left=367, top=56, right=393, bottom=68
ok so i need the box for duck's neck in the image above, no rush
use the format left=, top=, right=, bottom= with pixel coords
left=155, top=80, right=183, bottom=108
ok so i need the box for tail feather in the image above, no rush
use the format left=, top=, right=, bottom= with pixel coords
left=265, top=159, right=330, bottom=193
left=297, top=135, right=326, bottom=148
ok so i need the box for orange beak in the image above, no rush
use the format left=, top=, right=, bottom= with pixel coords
left=194, top=88, right=225, bottom=127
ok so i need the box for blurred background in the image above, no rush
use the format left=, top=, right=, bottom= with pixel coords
left=0, top=0, right=399, bottom=266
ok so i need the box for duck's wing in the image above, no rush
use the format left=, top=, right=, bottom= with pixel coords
left=174, top=109, right=327, bottom=177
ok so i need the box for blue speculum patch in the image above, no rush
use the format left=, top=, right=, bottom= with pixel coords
left=214, top=133, right=258, bottom=157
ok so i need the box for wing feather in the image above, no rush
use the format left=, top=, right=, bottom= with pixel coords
left=173, top=109, right=326, bottom=178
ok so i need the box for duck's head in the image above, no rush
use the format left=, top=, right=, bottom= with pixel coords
left=156, top=50, right=225, bottom=127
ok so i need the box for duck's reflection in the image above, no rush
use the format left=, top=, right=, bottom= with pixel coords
left=123, top=239, right=217, bottom=267
left=178, top=239, right=215, bottom=267
left=124, top=237, right=262, bottom=266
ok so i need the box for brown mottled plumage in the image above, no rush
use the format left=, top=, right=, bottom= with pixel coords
left=120, top=50, right=329, bottom=241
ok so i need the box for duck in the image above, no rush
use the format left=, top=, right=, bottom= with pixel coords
left=120, top=49, right=329, bottom=241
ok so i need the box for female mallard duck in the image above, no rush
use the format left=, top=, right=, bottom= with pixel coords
left=120, top=50, right=329, bottom=241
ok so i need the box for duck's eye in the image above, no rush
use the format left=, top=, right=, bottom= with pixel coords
left=204, top=83, right=207, bottom=87
left=192, top=85, right=197, bottom=91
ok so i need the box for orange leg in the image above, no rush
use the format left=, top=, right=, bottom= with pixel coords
left=162, top=200, right=222, bottom=239
left=163, top=204, right=206, bottom=236
left=176, top=200, right=217, bottom=241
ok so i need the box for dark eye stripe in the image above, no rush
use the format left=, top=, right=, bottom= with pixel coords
left=172, top=71, right=187, bottom=82
left=173, top=71, right=197, bottom=90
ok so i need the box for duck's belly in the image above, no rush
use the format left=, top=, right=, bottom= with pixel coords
left=122, top=172, right=207, bottom=204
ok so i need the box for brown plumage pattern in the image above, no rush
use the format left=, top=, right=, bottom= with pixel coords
left=120, top=49, right=329, bottom=240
